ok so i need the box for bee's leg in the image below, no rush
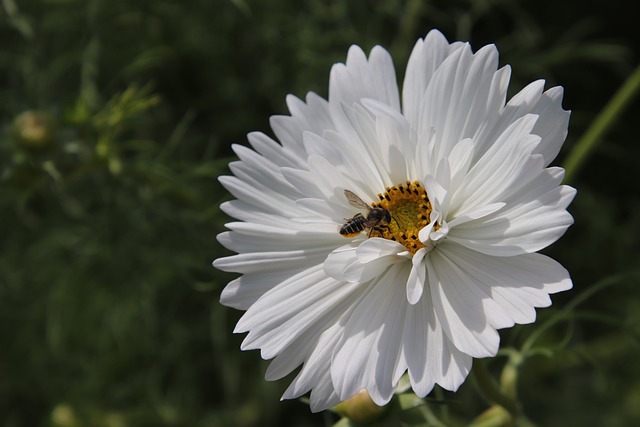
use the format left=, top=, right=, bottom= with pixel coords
left=368, top=221, right=384, bottom=238
left=369, top=223, right=390, bottom=238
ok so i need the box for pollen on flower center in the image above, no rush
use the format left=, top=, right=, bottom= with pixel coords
left=371, top=181, right=434, bottom=255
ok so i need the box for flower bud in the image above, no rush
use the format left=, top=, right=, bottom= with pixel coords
left=12, top=111, right=56, bottom=149
left=51, top=404, right=78, bottom=427
left=470, top=405, right=513, bottom=427
left=333, top=389, right=389, bottom=424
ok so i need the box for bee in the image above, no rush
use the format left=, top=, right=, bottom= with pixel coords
left=340, top=190, right=391, bottom=237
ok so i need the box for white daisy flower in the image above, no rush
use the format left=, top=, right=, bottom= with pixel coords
left=214, top=29, right=575, bottom=412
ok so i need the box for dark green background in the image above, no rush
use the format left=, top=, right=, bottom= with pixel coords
left=1, top=0, right=639, bottom=426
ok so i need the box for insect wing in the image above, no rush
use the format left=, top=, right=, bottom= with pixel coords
left=344, top=189, right=371, bottom=211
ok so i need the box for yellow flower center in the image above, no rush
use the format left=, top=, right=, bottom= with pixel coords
left=370, top=181, right=434, bottom=255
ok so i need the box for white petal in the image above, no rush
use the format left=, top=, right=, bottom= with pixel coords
left=363, top=98, right=417, bottom=166
left=286, top=92, right=335, bottom=137
left=434, top=155, right=452, bottom=192
left=449, top=114, right=541, bottom=215
left=427, top=251, right=500, bottom=358
left=265, top=313, right=337, bottom=382
left=447, top=138, right=475, bottom=192
left=417, top=43, right=503, bottom=165
left=302, top=131, right=345, bottom=167
left=402, top=29, right=455, bottom=127
left=237, top=266, right=363, bottom=360
left=280, top=167, right=327, bottom=200
left=281, top=321, right=346, bottom=412
left=220, top=199, right=296, bottom=226
left=529, top=86, right=570, bottom=165
left=449, top=184, right=576, bottom=256
left=400, top=289, right=434, bottom=395
left=324, top=240, right=408, bottom=283
left=269, top=92, right=334, bottom=161
left=474, top=81, right=570, bottom=167
left=220, top=269, right=297, bottom=310
left=218, top=175, right=303, bottom=217
left=294, top=198, right=343, bottom=222
left=304, top=152, right=385, bottom=216
left=406, top=248, right=427, bottom=304
left=213, top=245, right=328, bottom=274
left=503, top=82, right=570, bottom=166
left=247, top=131, right=306, bottom=169
left=414, top=126, right=437, bottom=181
left=402, top=291, right=473, bottom=395
left=434, top=243, right=572, bottom=324
left=447, top=202, right=505, bottom=228
left=219, top=220, right=339, bottom=246
left=338, top=103, right=394, bottom=189
left=331, top=264, right=410, bottom=405
left=423, top=175, right=449, bottom=220
left=269, top=115, right=309, bottom=161
left=430, top=325, right=473, bottom=392
left=360, top=99, right=416, bottom=183
left=356, top=237, right=408, bottom=262
left=418, top=214, right=439, bottom=244
left=306, top=154, right=353, bottom=202
left=232, top=143, right=286, bottom=183
left=330, top=45, right=401, bottom=114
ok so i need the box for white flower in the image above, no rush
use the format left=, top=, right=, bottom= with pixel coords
left=213, top=29, right=575, bottom=412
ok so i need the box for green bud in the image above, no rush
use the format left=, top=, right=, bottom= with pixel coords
left=12, top=111, right=56, bottom=149
left=333, top=389, right=389, bottom=424
left=51, top=404, right=78, bottom=427
left=500, top=352, right=523, bottom=399
left=469, top=405, right=513, bottom=427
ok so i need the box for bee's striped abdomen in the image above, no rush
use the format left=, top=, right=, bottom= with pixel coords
left=340, top=214, right=366, bottom=237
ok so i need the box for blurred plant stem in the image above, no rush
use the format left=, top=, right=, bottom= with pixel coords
left=473, top=359, right=520, bottom=416
left=391, top=0, right=425, bottom=57
left=471, top=358, right=537, bottom=426
left=2, top=0, right=35, bottom=39
left=563, top=64, right=640, bottom=184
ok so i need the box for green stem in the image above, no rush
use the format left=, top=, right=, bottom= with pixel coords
left=392, top=0, right=424, bottom=60
left=473, top=359, right=521, bottom=417
left=520, top=273, right=626, bottom=354
left=563, top=64, right=640, bottom=184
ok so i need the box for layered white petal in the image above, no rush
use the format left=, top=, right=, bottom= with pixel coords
left=473, top=80, right=570, bottom=167
left=449, top=182, right=576, bottom=257
left=448, top=114, right=541, bottom=216
left=331, top=264, right=410, bottom=405
left=324, top=239, right=409, bottom=283
left=270, top=93, right=334, bottom=161
left=247, top=131, right=306, bottom=169
left=427, top=250, right=501, bottom=358
left=401, top=287, right=473, bottom=395
left=407, top=248, right=427, bottom=304
left=236, top=265, right=364, bottom=360
left=330, top=45, right=401, bottom=113
left=435, top=243, right=572, bottom=324
left=281, top=321, right=346, bottom=412
left=221, top=269, right=301, bottom=310
left=403, top=30, right=463, bottom=127
left=415, top=41, right=506, bottom=168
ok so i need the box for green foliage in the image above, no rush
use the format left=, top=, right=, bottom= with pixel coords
left=1, top=0, right=639, bottom=426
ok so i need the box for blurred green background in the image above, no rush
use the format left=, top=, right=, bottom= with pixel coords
left=1, top=0, right=639, bottom=426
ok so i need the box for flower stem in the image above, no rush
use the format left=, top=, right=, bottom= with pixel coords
left=473, top=359, right=520, bottom=417
left=392, top=0, right=425, bottom=59
left=563, top=64, right=640, bottom=184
